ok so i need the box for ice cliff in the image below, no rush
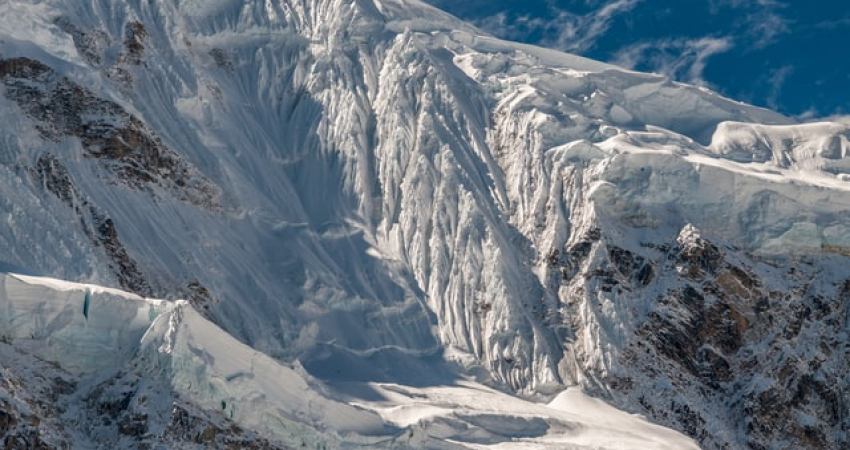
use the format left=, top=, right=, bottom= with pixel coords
left=0, top=0, right=847, bottom=448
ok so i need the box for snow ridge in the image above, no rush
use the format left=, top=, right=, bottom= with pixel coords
left=0, top=272, right=701, bottom=449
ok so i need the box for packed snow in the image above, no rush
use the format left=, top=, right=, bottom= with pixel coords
left=0, top=0, right=848, bottom=448
left=0, top=272, right=699, bottom=448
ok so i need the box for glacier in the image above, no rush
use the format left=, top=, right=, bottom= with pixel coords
left=0, top=0, right=847, bottom=448
left=0, top=272, right=699, bottom=449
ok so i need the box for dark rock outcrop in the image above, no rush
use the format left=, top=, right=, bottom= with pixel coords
left=544, top=221, right=848, bottom=449
left=1, top=56, right=219, bottom=209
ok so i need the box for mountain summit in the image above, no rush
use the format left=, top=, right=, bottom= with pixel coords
left=0, top=0, right=847, bottom=448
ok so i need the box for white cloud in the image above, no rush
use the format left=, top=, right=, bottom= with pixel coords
left=472, top=12, right=513, bottom=38
left=813, top=16, right=850, bottom=30
left=709, top=0, right=786, bottom=11
left=468, top=0, right=786, bottom=97
left=544, top=0, right=644, bottom=53
left=611, top=37, right=734, bottom=87
left=765, top=65, right=793, bottom=110
left=709, top=0, right=790, bottom=48
left=745, top=8, right=790, bottom=48
left=795, top=108, right=820, bottom=122
left=472, top=0, right=644, bottom=54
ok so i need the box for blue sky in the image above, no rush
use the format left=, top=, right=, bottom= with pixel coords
left=422, top=0, right=850, bottom=119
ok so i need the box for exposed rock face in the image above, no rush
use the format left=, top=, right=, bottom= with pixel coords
left=0, top=342, right=285, bottom=450
left=0, top=343, right=76, bottom=449
left=83, top=372, right=285, bottom=450
left=164, top=403, right=283, bottom=450
left=31, top=151, right=218, bottom=305
left=544, top=223, right=849, bottom=449
left=1, top=53, right=220, bottom=300
left=0, top=57, right=219, bottom=209
left=30, top=153, right=151, bottom=295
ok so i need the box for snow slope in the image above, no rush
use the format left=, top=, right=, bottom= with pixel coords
left=0, top=0, right=847, bottom=448
left=0, top=272, right=699, bottom=449
left=0, top=273, right=388, bottom=447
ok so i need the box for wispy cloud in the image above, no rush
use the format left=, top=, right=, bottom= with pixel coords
left=765, top=65, right=793, bottom=110
left=813, top=16, right=850, bottom=30
left=744, top=7, right=790, bottom=48
left=473, top=12, right=534, bottom=42
left=473, top=0, right=644, bottom=54
left=709, top=0, right=790, bottom=48
left=477, top=0, right=735, bottom=88
left=611, top=37, right=734, bottom=87
left=543, top=0, right=644, bottom=53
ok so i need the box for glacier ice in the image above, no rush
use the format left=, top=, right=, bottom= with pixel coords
left=0, top=0, right=847, bottom=448
left=0, top=272, right=701, bottom=449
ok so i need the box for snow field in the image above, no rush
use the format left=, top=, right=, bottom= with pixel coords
left=0, top=271, right=702, bottom=449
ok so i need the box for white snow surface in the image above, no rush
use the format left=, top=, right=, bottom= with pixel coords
left=0, top=0, right=848, bottom=447
left=350, top=381, right=699, bottom=449
left=0, top=273, right=387, bottom=446
left=0, top=272, right=698, bottom=448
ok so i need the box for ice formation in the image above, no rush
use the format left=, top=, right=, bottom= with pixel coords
left=0, top=0, right=847, bottom=448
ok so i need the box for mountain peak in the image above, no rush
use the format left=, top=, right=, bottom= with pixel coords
left=0, top=0, right=848, bottom=448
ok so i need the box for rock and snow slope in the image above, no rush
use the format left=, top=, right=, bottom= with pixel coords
left=0, top=272, right=699, bottom=449
left=0, top=0, right=847, bottom=448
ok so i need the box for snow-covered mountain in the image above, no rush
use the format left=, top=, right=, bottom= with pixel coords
left=0, top=0, right=847, bottom=448
left=0, top=272, right=699, bottom=448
